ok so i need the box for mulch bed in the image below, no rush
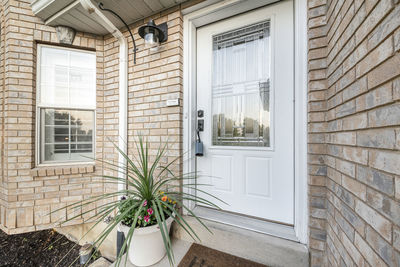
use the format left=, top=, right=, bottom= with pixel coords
left=0, top=229, right=91, bottom=267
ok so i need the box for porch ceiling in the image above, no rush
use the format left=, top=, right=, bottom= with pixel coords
left=31, top=0, right=189, bottom=35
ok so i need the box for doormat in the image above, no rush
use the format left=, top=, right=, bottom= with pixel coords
left=178, top=243, right=268, bottom=267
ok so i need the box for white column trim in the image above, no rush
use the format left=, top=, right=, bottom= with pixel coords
left=293, top=0, right=308, bottom=244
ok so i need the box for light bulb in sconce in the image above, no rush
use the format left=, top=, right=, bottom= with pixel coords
left=139, top=19, right=168, bottom=50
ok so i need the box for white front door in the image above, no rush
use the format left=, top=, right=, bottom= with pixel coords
left=196, top=1, right=294, bottom=225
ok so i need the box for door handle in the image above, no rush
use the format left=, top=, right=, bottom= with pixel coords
left=197, top=119, right=204, bottom=132
left=196, top=110, right=204, bottom=156
left=195, top=129, right=204, bottom=157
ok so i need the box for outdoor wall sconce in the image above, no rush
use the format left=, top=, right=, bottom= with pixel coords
left=138, top=20, right=168, bottom=49
left=98, top=4, right=169, bottom=63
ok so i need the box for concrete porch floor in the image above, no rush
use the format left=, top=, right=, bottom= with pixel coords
left=110, top=216, right=309, bottom=267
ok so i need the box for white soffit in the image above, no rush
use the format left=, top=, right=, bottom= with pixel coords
left=31, top=0, right=189, bottom=35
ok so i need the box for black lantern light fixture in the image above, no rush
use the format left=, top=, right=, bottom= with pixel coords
left=138, top=20, right=168, bottom=49
left=98, top=3, right=169, bottom=64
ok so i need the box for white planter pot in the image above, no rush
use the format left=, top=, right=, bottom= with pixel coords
left=119, top=216, right=174, bottom=266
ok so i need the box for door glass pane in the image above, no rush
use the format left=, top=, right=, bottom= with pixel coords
left=212, top=21, right=271, bottom=147
left=41, top=108, right=94, bottom=163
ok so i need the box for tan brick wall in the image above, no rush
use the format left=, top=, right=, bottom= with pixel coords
left=98, top=7, right=185, bottom=197
left=126, top=8, right=183, bottom=174
left=0, top=0, right=187, bottom=235
left=308, top=0, right=400, bottom=266
left=0, top=0, right=108, bottom=234
left=307, top=0, right=329, bottom=265
left=0, top=0, right=6, bottom=232
left=1, top=0, right=399, bottom=265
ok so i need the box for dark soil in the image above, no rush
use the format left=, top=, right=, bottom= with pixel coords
left=0, top=229, right=92, bottom=267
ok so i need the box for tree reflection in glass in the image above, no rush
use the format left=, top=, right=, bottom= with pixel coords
left=42, top=109, right=94, bottom=162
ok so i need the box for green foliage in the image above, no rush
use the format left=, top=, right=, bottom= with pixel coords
left=118, top=193, right=174, bottom=228
left=55, top=136, right=225, bottom=267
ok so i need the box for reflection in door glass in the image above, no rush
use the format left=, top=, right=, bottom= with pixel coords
left=212, top=21, right=271, bottom=147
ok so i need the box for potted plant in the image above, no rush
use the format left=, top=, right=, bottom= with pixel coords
left=58, top=137, right=223, bottom=266
left=117, top=194, right=175, bottom=266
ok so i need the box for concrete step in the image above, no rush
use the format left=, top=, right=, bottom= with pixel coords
left=172, top=216, right=309, bottom=267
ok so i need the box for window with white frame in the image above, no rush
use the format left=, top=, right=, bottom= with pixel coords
left=37, top=45, right=96, bottom=164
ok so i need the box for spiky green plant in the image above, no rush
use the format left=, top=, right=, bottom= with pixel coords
left=56, top=136, right=224, bottom=266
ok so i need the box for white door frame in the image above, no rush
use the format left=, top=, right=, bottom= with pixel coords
left=182, top=0, right=308, bottom=244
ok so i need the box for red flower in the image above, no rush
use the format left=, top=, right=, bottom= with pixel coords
left=144, top=215, right=150, bottom=223
left=147, top=208, right=153, bottom=215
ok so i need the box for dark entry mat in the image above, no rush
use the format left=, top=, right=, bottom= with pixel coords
left=178, top=243, right=268, bottom=267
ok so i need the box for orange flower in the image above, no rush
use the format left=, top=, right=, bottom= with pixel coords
left=161, top=195, right=168, bottom=202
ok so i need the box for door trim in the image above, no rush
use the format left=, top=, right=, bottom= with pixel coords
left=183, top=0, right=308, bottom=244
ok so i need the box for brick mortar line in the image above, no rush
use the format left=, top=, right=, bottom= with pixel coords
left=324, top=93, right=400, bottom=114
left=325, top=192, right=397, bottom=265
left=326, top=35, right=397, bottom=82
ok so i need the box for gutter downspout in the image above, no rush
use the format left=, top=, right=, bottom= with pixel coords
left=80, top=0, right=128, bottom=256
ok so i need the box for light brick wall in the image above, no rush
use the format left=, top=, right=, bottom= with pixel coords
left=0, top=0, right=107, bottom=234
left=0, top=0, right=191, bottom=235
left=126, top=8, right=183, bottom=175
left=307, top=0, right=329, bottom=265
left=99, top=7, right=185, bottom=195
left=1, top=0, right=399, bottom=266
left=0, top=0, right=6, bottom=233
left=308, top=0, right=400, bottom=266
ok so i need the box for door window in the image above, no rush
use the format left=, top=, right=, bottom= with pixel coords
left=212, top=21, right=271, bottom=147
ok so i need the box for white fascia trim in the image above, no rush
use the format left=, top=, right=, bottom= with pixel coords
left=45, top=1, right=81, bottom=25
left=31, top=0, right=53, bottom=14
left=80, top=0, right=128, bottom=193
left=31, top=0, right=59, bottom=15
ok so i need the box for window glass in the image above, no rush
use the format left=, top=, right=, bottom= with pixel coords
left=41, top=109, right=94, bottom=162
left=39, top=46, right=96, bottom=109
left=38, top=46, right=96, bottom=164
left=212, top=21, right=271, bottom=147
